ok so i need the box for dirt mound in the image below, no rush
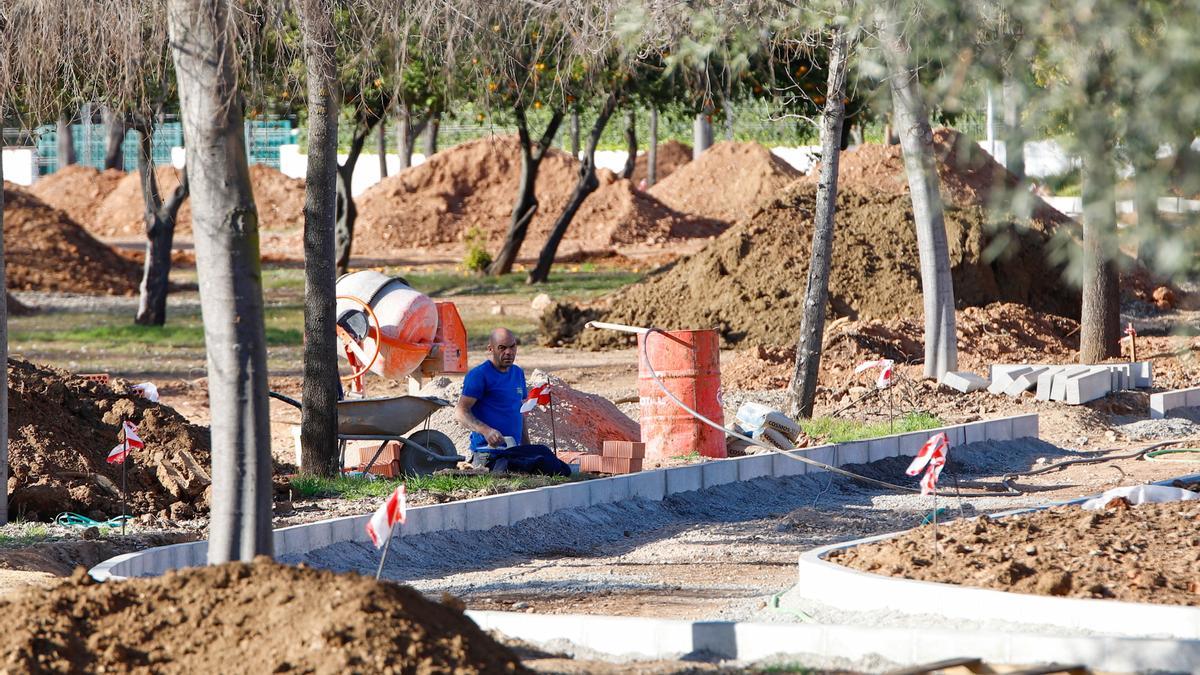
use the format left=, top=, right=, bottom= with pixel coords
left=29, top=165, right=126, bottom=227
left=92, top=164, right=304, bottom=238
left=7, top=358, right=213, bottom=521
left=0, top=559, right=527, bottom=673
left=647, top=141, right=802, bottom=224
left=722, top=303, right=1080, bottom=391
left=632, top=139, right=692, bottom=185
left=831, top=497, right=1200, bottom=606
left=3, top=183, right=141, bottom=295
left=826, top=128, right=1072, bottom=227
left=564, top=185, right=1079, bottom=350
left=353, top=135, right=723, bottom=255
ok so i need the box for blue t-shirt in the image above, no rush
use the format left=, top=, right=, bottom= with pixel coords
left=461, top=361, right=527, bottom=451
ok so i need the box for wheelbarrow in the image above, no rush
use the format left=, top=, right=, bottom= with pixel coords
left=271, top=392, right=465, bottom=476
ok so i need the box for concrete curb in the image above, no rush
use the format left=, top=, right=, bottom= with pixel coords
left=463, top=609, right=1200, bottom=672
left=790, top=471, right=1200, bottom=642
left=90, top=414, right=1038, bottom=582
left=1150, top=386, right=1200, bottom=419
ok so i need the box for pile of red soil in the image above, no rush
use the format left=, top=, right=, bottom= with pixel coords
left=647, top=141, right=802, bottom=224
left=559, top=185, right=1079, bottom=350
left=3, top=183, right=141, bottom=295
left=0, top=560, right=527, bottom=673
left=91, top=164, right=304, bottom=237
left=722, top=303, right=1080, bottom=391
left=823, top=128, right=1073, bottom=227
left=353, top=135, right=724, bottom=254
left=7, top=358, right=213, bottom=522
left=631, top=139, right=692, bottom=185
left=830, top=495, right=1200, bottom=606
left=29, top=165, right=126, bottom=227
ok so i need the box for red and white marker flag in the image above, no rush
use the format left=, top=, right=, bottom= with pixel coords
left=107, top=421, right=144, bottom=464
left=906, top=432, right=949, bottom=495
left=366, top=485, right=407, bottom=549
left=854, top=359, right=895, bottom=389
left=520, top=383, right=552, bottom=413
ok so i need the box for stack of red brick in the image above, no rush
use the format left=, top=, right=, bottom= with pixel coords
left=342, top=441, right=405, bottom=478
left=577, top=441, right=645, bottom=475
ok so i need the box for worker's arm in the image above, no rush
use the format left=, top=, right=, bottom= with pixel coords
left=455, top=395, right=504, bottom=447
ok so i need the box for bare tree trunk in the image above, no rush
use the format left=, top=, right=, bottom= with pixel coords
left=529, top=90, right=621, bottom=284
left=168, top=0, right=273, bottom=563
left=134, top=122, right=189, bottom=326
left=396, top=104, right=412, bottom=170
left=488, top=106, right=564, bottom=276
left=298, top=0, right=342, bottom=477
left=722, top=96, right=734, bottom=141
left=376, top=117, right=387, bottom=178
left=1079, top=142, right=1121, bottom=362
left=0, top=119, right=9, bottom=525
left=103, top=107, right=126, bottom=171
left=878, top=4, right=957, bottom=379
left=569, top=110, right=580, bottom=158
left=334, top=121, right=374, bottom=274
left=693, top=112, right=712, bottom=159
left=789, top=23, right=852, bottom=420
left=647, top=107, right=659, bottom=186
left=1001, top=75, right=1025, bottom=180
left=620, top=107, right=636, bottom=179
left=424, top=109, right=440, bottom=157
left=56, top=114, right=76, bottom=168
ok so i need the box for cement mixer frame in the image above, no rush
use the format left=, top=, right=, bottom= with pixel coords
left=274, top=271, right=471, bottom=477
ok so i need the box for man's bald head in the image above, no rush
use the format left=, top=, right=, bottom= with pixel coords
left=487, top=327, right=519, bottom=371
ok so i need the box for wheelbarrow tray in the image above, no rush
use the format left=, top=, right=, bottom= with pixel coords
left=336, top=395, right=449, bottom=436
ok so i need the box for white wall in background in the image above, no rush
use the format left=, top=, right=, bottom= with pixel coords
left=2, top=148, right=37, bottom=185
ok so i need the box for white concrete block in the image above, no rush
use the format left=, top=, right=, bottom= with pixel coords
left=939, top=371, right=988, bottom=393
left=984, top=417, right=1014, bottom=441
left=804, top=445, right=835, bottom=474
left=588, top=477, right=618, bottom=506
left=548, top=482, right=591, bottom=512
left=1033, top=367, right=1063, bottom=400
left=409, top=504, right=444, bottom=535
left=507, top=490, right=551, bottom=525
left=463, top=495, right=509, bottom=531
left=964, top=421, right=986, bottom=444
left=330, top=516, right=360, bottom=543
left=987, top=366, right=1032, bottom=395
left=306, top=519, right=335, bottom=551
left=664, top=465, right=702, bottom=495
left=772, top=450, right=808, bottom=477
left=1187, top=388, right=1200, bottom=407
left=988, top=363, right=1032, bottom=381
left=1002, top=366, right=1048, bottom=397
left=1131, top=361, right=1152, bottom=388
left=1011, top=414, right=1039, bottom=439
left=735, top=455, right=774, bottom=482
left=836, top=441, right=868, bottom=465
left=701, top=459, right=739, bottom=488
left=625, top=469, right=667, bottom=501
left=1065, top=369, right=1111, bottom=405
left=898, top=432, right=928, bottom=457
left=440, top=502, right=467, bottom=531
left=940, top=425, right=965, bottom=447
left=1149, top=392, right=1167, bottom=419
left=867, top=435, right=899, bottom=462
left=1050, top=366, right=1090, bottom=401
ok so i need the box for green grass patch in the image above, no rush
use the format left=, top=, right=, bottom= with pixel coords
left=801, top=412, right=942, bottom=444
left=0, top=523, right=51, bottom=547
left=289, top=472, right=574, bottom=500
left=402, top=270, right=642, bottom=301
left=11, top=306, right=305, bottom=349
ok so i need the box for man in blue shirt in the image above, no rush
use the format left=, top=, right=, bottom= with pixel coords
left=454, top=328, right=569, bottom=476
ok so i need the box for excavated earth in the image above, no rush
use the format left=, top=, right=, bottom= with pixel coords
left=631, top=139, right=692, bottom=186
left=0, top=559, right=526, bottom=674
left=6, top=358, right=214, bottom=522
left=830, top=488, right=1200, bottom=606
left=353, top=135, right=725, bottom=255
left=29, top=165, right=126, bottom=228
left=3, top=182, right=141, bottom=295
left=648, top=140, right=802, bottom=225
left=555, top=185, right=1079, bottom=350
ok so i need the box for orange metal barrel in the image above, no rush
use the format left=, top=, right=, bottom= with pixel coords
left=637, top=329, right=725, bottom=460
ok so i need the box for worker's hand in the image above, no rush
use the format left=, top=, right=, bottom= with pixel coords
left=483, top=428, right=505, bottom=447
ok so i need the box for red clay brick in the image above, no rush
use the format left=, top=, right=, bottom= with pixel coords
left=602, top=440, right=646, bottom=459
left=343, top=441, right=402, bottom=467
left=581, top=455, right=642, bottom=475
left=558, top=451, right=595, bottom=465
left=344, top=459, right=403, bottom=478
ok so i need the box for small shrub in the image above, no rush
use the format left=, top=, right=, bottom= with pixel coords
left=462, top=227, right=493, bottom=274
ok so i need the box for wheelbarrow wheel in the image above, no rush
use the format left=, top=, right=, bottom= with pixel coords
left=400, top=430, right=459, bottom=477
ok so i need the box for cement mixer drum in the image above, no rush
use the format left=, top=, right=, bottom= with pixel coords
left=336, top=270, right=439, bottom=380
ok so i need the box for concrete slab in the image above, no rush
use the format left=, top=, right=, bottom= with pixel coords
left=1149, top=392, right=1168, bottom=419
left=964, top=421, right=986, bottom=444
left=771, top=450, right=807, bottom=477
left=1034, top=367, right=1064, bottom=400
left=1131, top=361, right=1153, bottom=388
left=1187, top=388, right=1200, bottom=407
left=588, top=477, right=618, bottom=506
left=836, top=441, right=868, bottom=466
left=1011, top=414, right=1039, bottom=439
left=1065, top=369, right=1111, bottom=405
left=735, top=454, right=774, bottom=482
left=867, top=435, right=899, bottom=462
left=409, top=504, right=444, bottom=536
left=987, top=366, right=1032, bottom=395
left=803, top=445, right=836, bottom=475
left=897, top=431, right=929, bottom=457
left=988, top=363, right=1032, bottom=381
left=664, top=464, right=702, bottom=495
left=547, top=482, right=591, bottom=512
left=625, top=469, right=667, bottom=501
left=701, top=459, right=739, bottom=489
left=1002, top=366, right=1048, bottom=397
left=507, top=489, right=551, bottom=525
left=939, top=371, right=988, bottom=393
left=1049, top=366, right=1090, bottom=401
left=984, top=416, right=1014, bottom=441
left=440, top=501, right=467, bottom=531
left=463, top=494, right=510, bottom=531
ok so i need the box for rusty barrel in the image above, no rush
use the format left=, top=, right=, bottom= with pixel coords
left=637, top=329, right=725, bottom=460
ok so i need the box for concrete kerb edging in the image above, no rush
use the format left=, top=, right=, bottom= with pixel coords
left=790, top=471, right=1200, bottom=643
left=464, top=609, right=1200, bottom=672
left=89, top=414, right=1039, bottom=582
left=1149, top=386, right=1200, bottom=419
